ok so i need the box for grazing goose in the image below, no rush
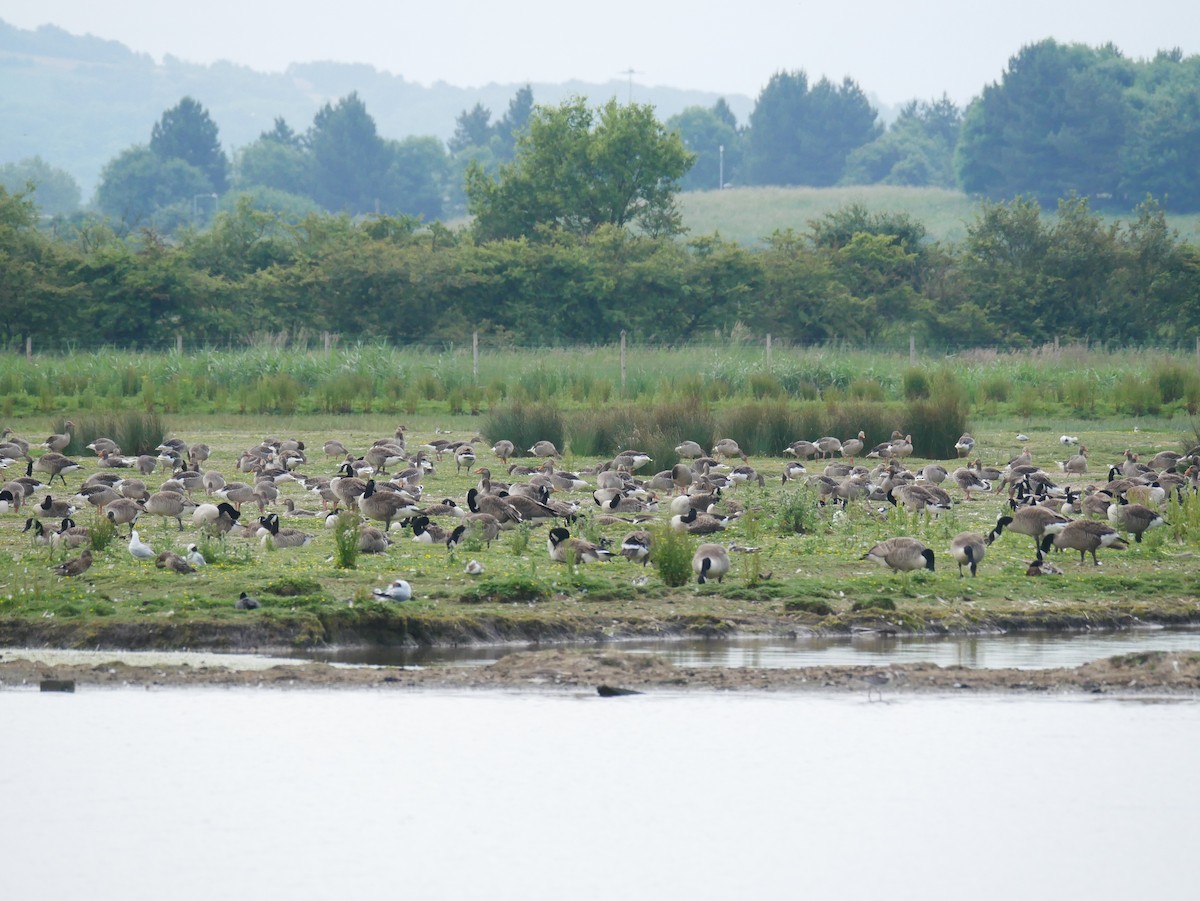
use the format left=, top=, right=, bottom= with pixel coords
left=952, top=466, right=990, bottom=500
left=949, top=532, right=987, bottom=577
left=1148, top=450, right=1183, bottom=471
left=785, top=440, right=821, bottom=459
left=36, top=494, right=77, bottom=519
left=466, top=488, right=523, bottom=528
left=128, top=529, right=156, bottom=561
left=1107, top=501, right=1167, bottom=543
left=675, top=440, right=705, bottom=459
left=42, top=421, right=75, bottom=453
left=954, top=433, right=976, bottom=458
left=23, top=517, right=52, bottom=545
left=458, top=514, right=503, bottom=546
left=918, top=464, right=948, bottom=485
left=781, top=461, right=808, bottom=483
left=547, top=527, right=612, bottom=564
left=258, top=513, right=312, bottom=548
left=87, top=437, right=121, bottom=456
left=1045, top=520, right=1128, bottom=566
left=729, top=465, right=765, bottom=489
left=54, top=548, right=93, bottom=577
left=863, top=537, right=936, bottom=573
left=214, top=481, right=257, bottom=511
left=323, top=439, right=350, bottom=459
left=987, top=507, right=1071, bottom=559
left=373, top=579, right=413, bottom=602
left=188, top=443, right=211, bottom=468
left=29, top=454, right=81, bottom=487
left=620, top=530, right=652, bottom=565
left=529, top=440, right=560, bottom=458
left=491, top=440, right=515, bottom=464
left=235, top=592, right=262, bottom=610
left=155, top=551, right=196, bottom=574
left=541, top=461, right=589, bottom=492
left=144, top=490, right=193, bottom=530
left=105, top=498, right=144, bottom=536
left=364, top=443, right=406, bottom=474
left=692, top=543, right=731, bottom=584
left=711, top=438, right=748, bottom=462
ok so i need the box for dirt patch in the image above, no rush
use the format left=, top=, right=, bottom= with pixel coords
left=3, top=648, right=1200, bottom=697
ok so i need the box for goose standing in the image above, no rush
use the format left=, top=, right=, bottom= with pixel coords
left=954, top=433, right=976, bottom=457
left=987, top=507, right=1071, bottom=559
left=949, top=532, right=986, bottom=577
left=675, top=440, right=705, bottom=459
left=529, top=440, right=560, bottom=458
left=620, top=530, right=652, bottom=565
left=692, top=543, right=730, bottom=584
left=711, top=438, right=747, bottom=462
left=491, top=440, right=515, bottom=464
left=840, top=431, right=866, bottom=463
left=1107, top=502, right=1167, bottom=543
left=42, top=421, right=75, bottom=453
left=29, top=454, right=81, bottom=487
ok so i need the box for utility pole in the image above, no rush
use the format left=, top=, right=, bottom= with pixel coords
left=619, top=68, right=641, bottom=104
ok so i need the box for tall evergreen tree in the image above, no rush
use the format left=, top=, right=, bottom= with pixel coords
left=149, top=97, right=229, bottom=192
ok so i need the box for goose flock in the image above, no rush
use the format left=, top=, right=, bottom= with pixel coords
left=2, top=422, right=1197, bottom=604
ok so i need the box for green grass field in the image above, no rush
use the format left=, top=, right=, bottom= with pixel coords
left=2, top=408, right=1199, bottom=651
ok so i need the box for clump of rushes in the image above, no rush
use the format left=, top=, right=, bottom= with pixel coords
left=87, top=510, right=116, bottom=552
left=333, top=512, right=361, bottom=569
left=651, top=524, right=694, bottom=588
left=777, top=487, right=819, bottom=535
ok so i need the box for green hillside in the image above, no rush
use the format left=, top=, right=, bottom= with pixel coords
left=679, top=185, right=1200, bottom=247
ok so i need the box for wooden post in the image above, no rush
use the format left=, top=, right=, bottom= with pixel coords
left=620, top=331, right=627, bottom=395
left=176, top=333, right=183, bottom=354
left=1054, top=335, right=1060, bottom=353
left=25, top=336, right=32, bottom=361
left=1195, top=335, right=1199, bottom=369
left=472, top=330, right=479, bottom=384
left=909, top=333, right=916, bottom=367
left=323, top=331, right=331, bottom=354
left=766, top=334, right=772, bottom=370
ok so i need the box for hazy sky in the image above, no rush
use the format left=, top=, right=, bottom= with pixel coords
left=4, top=1, right=1197, bottom=105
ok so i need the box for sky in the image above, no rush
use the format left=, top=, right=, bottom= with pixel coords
left=3, top=0, right=1198, bottom=106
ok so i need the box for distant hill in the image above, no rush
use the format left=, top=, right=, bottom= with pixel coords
left=0, top=19, right=755, bottom=199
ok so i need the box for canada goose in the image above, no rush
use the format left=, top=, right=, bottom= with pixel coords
left=675, top=440, right=705, bottom=459
left=954, top=433, right=976, bottom=457
left=51, top=517, right=90, bottom=550
left=155, top=551, right=196, bottom=574
left=235, top=592, right=261, bottom=610
left=466, top=487, right=523, bottom=528
left=620, top=530, right=652, bottom=565
left=23, top=517, right=51, bottom=545
left=36, top=494, right=77, bottom=519
left=259, top=513, right=312, bottom=548
left=692, top=543, right=730, bottom=584
left=1045, top=520, right=1128, bottom=566
left=1060, top=446, right=1088, bottom=474
left=128, top=529, right=156, bottom=561
left=529, top=440, right=560, bottom=458
left=358, top=526, right=391, bottom=554
left=862, top=537, right=935, bottom=573
left=1107, top=501, right=1167, bottom=543
left=29, top=454, right=81, bottom=487
left=491, top=440, right=515, bottom=464
left=949, top=532, right=986, bottom=577
left=54, top=548, right=93, bottom=577
left=670, top=505, right=727, bottom=535
left=0, top=487, right=20, bottom=514
left=373, top=579, right=413, bottom=602
left=409, top=515, right=453, bottom=544
left=185, top=544, right=207, bottom=567
left=105, top=498, right=144, bottom=536
left=42, top=421, right=75, bottom=453
left=987, top=507, right=1071, bottom=559
left=144, top=490, right=193, bottom=530
left=840, top=431, right=866, bottom=463
left=501, top=491, right=559, bottom=523
left=711, top=438, right=747, bottom=462
left=547, top=527, right=612, bottom=564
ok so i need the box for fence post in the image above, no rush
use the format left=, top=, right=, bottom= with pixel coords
left=766, top=334, right=772, bottom=370
left=909, top=333, right=916, bottom=367
left=176, top=333, right=183, bottom=354
left=620, top=330, right=627, bottom=396
left=473, top=330, right=479, bottom=384
left=323, top=331, right=331, bottom=354
left=25, top=336, right=31, bottom=361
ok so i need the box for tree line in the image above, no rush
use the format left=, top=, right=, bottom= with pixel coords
left=3, top=38, right=1199, bottom=226
left=3, top=182, right=1196, bottom=352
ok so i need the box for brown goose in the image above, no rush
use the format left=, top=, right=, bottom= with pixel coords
left=42, top=421, right=75, bottom=453
left=491, top=440, right=515, bottom=464
left=29, top=454, right=81, bottom=487
left=840, top=431, right=866, bottom=463
left=1107, top=501, right=1167, bottom=543
left=1046, top=520, right=1128, bottom=565
left=862, top=537, right=935, bottom=573
left=466, top=488, right=523, bottom=528
left=144, top=490, right=194, bottom=530
left=54, top=548, right=93, bottom=577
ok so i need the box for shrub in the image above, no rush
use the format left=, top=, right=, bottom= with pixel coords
left=1114, top=375, right=1161, bottom=416
left=461, top=574, right=550, bottom=604
left=851, top=597, right=897, bottom=612
left=776, top=487, right=820, bottom=535
left=483, top=402, right=565, bottom=456
left=73, top=412, right=167, bottom=457
left=978, top=374, right=1010, bottom=404
left=651, top=524, right=694, bottom=588
left=902, top=368, right=931, bottom=400
left=332, top=513, right=360, bottom=569
left=783, top=597, right=836, bottom=615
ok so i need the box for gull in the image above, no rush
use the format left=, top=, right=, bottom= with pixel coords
left=128, top=529, right=156, bottom=561
left=373, top=579, right=413, bottom=602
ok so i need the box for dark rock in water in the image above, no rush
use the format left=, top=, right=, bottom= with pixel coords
left=40, top=679, right=75, bottom=693
left=597, top=684, right=642, bottom=697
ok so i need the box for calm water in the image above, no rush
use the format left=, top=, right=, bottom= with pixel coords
left=1, top=690, right=1196, bottom=900
left=301, top=626, right=1200, bottom=670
